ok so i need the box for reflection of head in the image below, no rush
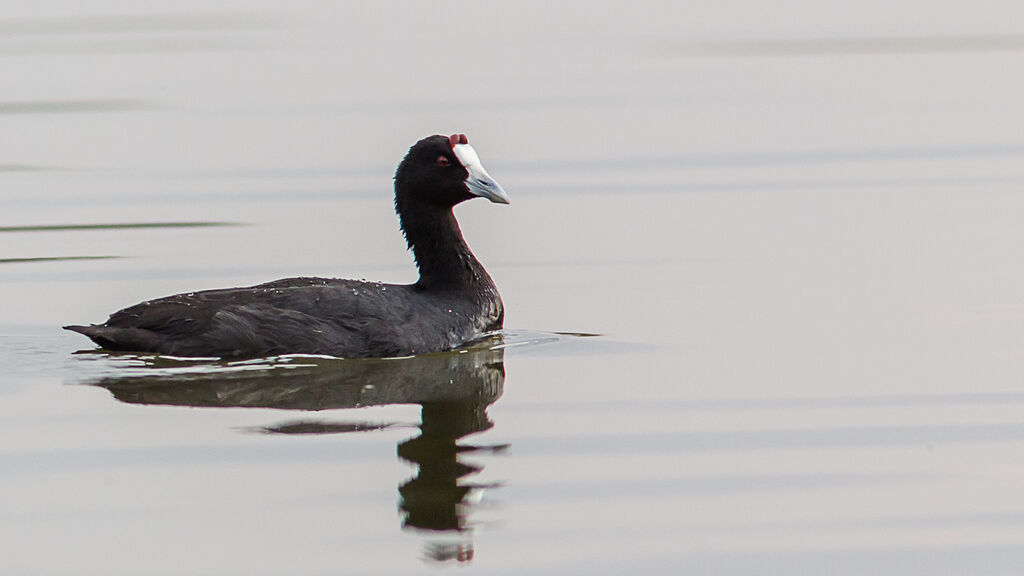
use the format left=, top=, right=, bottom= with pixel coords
left=398, top=400, right=495, bottom=532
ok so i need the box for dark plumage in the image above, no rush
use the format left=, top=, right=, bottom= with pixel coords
left=65, top=134, right=509, bottom=358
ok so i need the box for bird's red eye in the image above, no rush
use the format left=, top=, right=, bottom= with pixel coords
left=437, top=156, right=450, bottom=167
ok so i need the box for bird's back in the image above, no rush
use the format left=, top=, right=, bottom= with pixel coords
left=65, top=276, right=502, bottom=358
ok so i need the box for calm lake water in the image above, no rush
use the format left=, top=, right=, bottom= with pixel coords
left=4, top=2, right=1024, bottom=574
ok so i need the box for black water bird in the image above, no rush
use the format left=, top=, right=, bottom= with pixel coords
left=65, top=134, right=509, bottom=358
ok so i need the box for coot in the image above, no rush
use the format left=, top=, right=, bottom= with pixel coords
left=65, top=134, right=510, bottom=359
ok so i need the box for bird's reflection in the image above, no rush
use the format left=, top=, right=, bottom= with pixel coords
left=81, top=338, right=506, bottom=563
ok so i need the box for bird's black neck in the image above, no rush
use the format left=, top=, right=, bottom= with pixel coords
left=398, top=199, right=491, bottom=290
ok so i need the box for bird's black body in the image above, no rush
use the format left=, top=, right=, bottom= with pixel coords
left=65, top=134, right=507, bottom=359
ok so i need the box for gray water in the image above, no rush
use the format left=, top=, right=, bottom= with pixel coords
left=4, top=2, right=1024, bottom=574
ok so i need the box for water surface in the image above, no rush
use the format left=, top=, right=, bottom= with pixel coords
left=3, top=2, right=1024, bottom=574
